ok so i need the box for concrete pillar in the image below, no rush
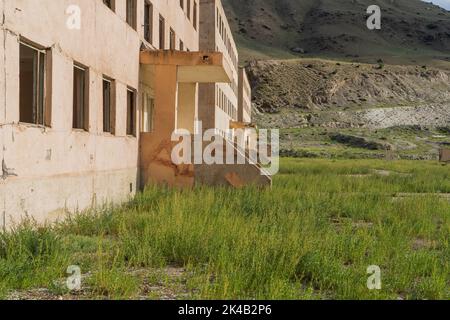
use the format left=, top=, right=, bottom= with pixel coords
left=177, top=83, right=197, bottom=133
left=198, top=83, right=216, bottom=131
left=154, top=65, right=177, bottom=135
left=139, top=64, right=194, bottom=188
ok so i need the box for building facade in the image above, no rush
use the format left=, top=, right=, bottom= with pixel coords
left=0, top=0, right=270, bottom=227
left=198, top=0, right=239, bottom=138
left=238, top=67, right=252, bottom=124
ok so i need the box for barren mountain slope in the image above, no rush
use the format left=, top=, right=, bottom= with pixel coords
left=250, top=59, right=450, bottom=113
left=249, top=59, right=450, bottom=159
left=223, top=0, right=450, bottom=64
left=222, top=0, right=450, bottom=159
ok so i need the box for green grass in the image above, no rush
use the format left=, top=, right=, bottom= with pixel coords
left=279, top=126, right=450, bottom=160
left=0, top=159, right=449, bottom=300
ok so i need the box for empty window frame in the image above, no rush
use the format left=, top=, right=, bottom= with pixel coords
left=127, top=88, right=136, bottom=136
left=216, top=8, right=219, bottom=28
left=103, top=77, right=115, bottom=134
left=141, top=93, right=154, bottom=133
left=19, top=41, right=49, bottom=126
left=193, top=1, right=197, bottom=30
left=159, top=15, right=165, bottom=49
left=126, top=0, right=137, bottom=30
left=144, top=1, right=153, bottom=43
left=179, top=40, right=184, bottom=51
left=187, top=0, right=191, bottom=20
left=103, top=0, right=115, bottom=11
left=169, top=28, right=176, bottom=50
left=73, top=64, right=89, bottom=130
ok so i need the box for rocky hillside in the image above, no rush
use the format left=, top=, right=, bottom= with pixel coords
left=250, top=58, right=450, bottom=129
left=222, top=0, right=450, bottom=159
left=223, top=0, right=450, bottom=64
left=249, top=59, right=450, bottom=112
left=248, top=59, right=450, bottom=159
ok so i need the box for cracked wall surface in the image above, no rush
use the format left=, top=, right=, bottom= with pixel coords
left=0, top=0, right=262, bottom=226
left=0, top=0, right=141, bottom=225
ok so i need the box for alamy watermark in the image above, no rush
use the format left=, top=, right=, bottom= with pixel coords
left=66, top=5, right=81, bottom=30
left=66, top=265, right=81, bottom=291
left=367, top=5, right=382, bottom=30
left=367, top=265, right=382, bottom=290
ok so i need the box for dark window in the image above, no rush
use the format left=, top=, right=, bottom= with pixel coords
left=19, top=42, right=47, bottom=126
left=141, top=94, right=154, bottom=133
left=73, top=64, right=88, bottom=130
left=103, top=78, right=114, bottom=133
left=159, top=15, right=165, bottom=49
left=179, top=40, right=184, bottom=51
left=187, top=0, right=191, bottom=20
left=169, top=28, right=175, bottom=50
left=126, top=0, right=137, bottom=30
left=144, top=1, right=153, bottom=43
left=127, top=89, right=136, bottom=136
left=193, top=2, right=197, bottom=30
left=180, top=0, right=184, bottom=9
left=103, top=0, right=115, bottom=11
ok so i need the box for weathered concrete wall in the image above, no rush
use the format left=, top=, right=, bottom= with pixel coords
left=198, top=83, right=216, bottom=130
left=137, top=0, right=200, bottom=189
left=0, top=0, right=258, bottom=226
left=138, top=50, right=232, bottom=189
left=178, top=83, right=198, bottom=133
left=139, top=63, right=196, bottom=188
left=0, top=0, right=140, bottom=226
left=199, top=0, right=238, bottom=134
left=139, top=0, right=199, bottom=52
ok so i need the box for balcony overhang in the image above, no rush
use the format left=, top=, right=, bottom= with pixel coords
left=140, top=50, right=233, bottom=83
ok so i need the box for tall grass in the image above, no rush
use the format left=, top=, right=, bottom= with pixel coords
left=0, top=159, right=448, bottom=299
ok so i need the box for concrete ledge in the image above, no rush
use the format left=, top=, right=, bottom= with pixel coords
left=140, top=50, right=233, bottom=83
left=230, top=121, right=257, bottom=129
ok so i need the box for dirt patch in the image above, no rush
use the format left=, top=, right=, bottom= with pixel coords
left=331, top=217, right=374, bottom=231
left=6, top=267, right=192, bottom=301
left=411, top=238, right=438, bottom=251
left=330, top=134, right=390, bottom=150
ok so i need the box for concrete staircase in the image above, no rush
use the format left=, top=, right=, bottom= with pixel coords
left=194, top=137, right=272, bottom=187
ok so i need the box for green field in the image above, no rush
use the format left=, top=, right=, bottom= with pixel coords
left=278, top=126, right=450, bottom=160
left=1, top=159, right=449, bottom=300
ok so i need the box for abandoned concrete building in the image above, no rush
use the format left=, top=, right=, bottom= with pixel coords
left=0, top=0, right=271, bottom=226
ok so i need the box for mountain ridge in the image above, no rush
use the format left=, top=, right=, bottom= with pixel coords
left=223, top=0, right=450, bottom=65
left=222, top=0, right=450, bottom=159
